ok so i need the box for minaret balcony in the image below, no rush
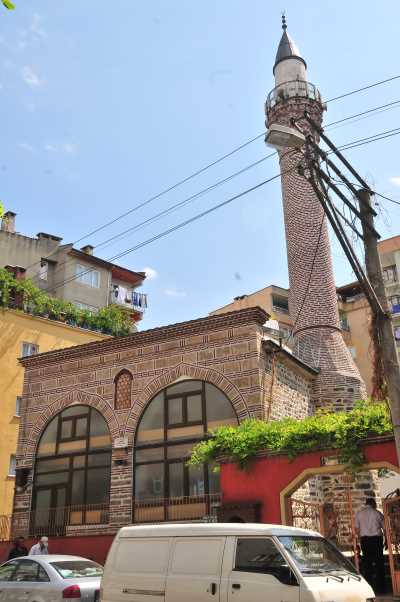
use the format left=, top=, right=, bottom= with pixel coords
left=266, top=80, right=322, bottom=112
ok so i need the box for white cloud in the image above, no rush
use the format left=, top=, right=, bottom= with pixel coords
left=390, top=177, right=400, bottom=186
left=17, top=142, right=34, bottom=153
left=22, top=65, right=42, bottom=88
left=142, top=266, right=158, bottom=280
left=44, top=143, right=78, bottom=154
left=30, top=14, right=47, bottom=39
left=63, top=143, right=78, bottom=154
left=164, top=287, right=187, bottom=298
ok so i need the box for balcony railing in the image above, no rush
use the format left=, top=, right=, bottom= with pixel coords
left=110, top=288, right=148, bottom=313
left=9, top=495, right=221, bottom=539
left=272, top=304, right=289, bottom=315
left=0, top=515, right=11, bottom=541
left=11, top=504, right=110, bottom=538
left=266, top=80, right=322, bottom=111
left=133, top=494, right=221, bottom=524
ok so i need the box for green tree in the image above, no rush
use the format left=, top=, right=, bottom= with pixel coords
left=2, top=1, right=15, bottom=9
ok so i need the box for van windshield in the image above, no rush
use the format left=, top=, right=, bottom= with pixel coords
left=278, top=536, right=356, bottom=576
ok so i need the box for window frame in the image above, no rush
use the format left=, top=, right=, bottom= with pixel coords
left=133, top=380, right=238, bottom=510
left=234, top=536, right=298, bottom=585
left=10, top=559, right=50, bottom=583
left=32, top=406, right=112, bottom=516
left=15, top=396, right=22, bottom=418
left=114, top=370, right=133, bottom=410
left=39, top=260, right=48, bottom=281
left=8, top=454, right=16, bottom=477
left=21, top=342, right=39, bottom=358
left=75, top=264, right=100, bottom=288
left=383, top=265, right=398, bottom=283
left=0, top=561, right=19, bottom=581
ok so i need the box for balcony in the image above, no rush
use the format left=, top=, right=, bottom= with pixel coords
left=110, top=286, right=148, bottom=313
left=266, top=80, right=322, bottom=112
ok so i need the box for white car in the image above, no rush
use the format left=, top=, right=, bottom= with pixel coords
left=0, top=554, right=102, bottom=602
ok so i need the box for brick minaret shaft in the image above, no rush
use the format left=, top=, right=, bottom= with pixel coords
left=265, top=20, right=366, bottom=409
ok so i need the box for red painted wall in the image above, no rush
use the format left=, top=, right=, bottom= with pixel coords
left=0, top=534, right=114, bottom=565
left=220, top=439, right=398, bottom=524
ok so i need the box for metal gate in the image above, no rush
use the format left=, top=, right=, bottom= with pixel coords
left=287, top=498, right=325, bottom=534
left=383, top=494, right=400, bottom=596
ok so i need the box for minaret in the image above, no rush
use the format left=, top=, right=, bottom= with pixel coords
left=265, top=17, right=366, bottom=410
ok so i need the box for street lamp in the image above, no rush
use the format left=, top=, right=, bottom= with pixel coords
left=265, top=123, right=306, bottom=150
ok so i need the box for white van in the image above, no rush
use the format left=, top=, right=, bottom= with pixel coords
left=101, top=523, right=375, bottom=602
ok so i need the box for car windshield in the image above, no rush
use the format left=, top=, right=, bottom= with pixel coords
left=278, top=536, right=356, bottom=575
left=50, top=561, right=103, bottom=579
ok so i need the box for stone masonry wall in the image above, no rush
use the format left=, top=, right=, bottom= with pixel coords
left=13, top=308, right=314, bottom=536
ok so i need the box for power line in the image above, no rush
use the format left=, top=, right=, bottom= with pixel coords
left=22, top=74, right=400, bottom=276
left=50, top=171, right=289, bottom=292
left=94, top=154, right=276, bottom=251
left=336, top=127, right=400, bottom=152
left=372, top=191, right=400, bottom=207
left=325, top=74, right=400, bottom=103
left=46, top=125, right=400, bottom=294
left=32, top=110, right=400, bottom=287
left=42, top=152, right=278, bottom=288
left=325, top=99, right=400, bottom=129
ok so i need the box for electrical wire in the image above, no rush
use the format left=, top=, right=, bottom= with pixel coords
left=373, top=192, right=400, bottom=207
left=49, top=170, right=289, bottom=292
left=325, top=75, right=400, bottom=103
left=29, top=113, right=400, bottom=287
left=44, top=125, right=400, bottom=295
left=38, top=152, right=278, bottom=288
left=21, top=75, right=400, bottom=276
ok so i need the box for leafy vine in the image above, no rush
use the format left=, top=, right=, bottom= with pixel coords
left=189, top=401, right=392, bottom=471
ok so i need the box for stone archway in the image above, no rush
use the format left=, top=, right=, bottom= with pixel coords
left=123, top=362, right=249, bottom=442
left=22, top=390, right=120, bottom=465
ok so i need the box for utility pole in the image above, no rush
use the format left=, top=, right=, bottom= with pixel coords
left=359, top=189, right=400, bottom=463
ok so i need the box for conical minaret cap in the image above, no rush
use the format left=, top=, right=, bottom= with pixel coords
left=273, top=15, right=307, bottom=74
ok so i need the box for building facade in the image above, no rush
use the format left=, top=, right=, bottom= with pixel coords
left=12, top=307, right=317, bottom=537
left=0, top=309, right=107, bottom=522
left=0, top=211, right=147, bottom=319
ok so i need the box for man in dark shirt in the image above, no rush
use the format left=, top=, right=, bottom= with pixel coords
left=8, top=537, right=28, bottom=560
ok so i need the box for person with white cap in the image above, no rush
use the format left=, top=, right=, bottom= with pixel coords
left=29, top=536, right=49, bottom=555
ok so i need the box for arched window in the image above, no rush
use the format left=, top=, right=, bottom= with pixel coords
left=32, top=405, right=112, bottom=534
left=134, top=380, right=238, bottom=521
left=115, top=370, right=133, bottom=410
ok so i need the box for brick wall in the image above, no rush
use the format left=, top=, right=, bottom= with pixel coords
left=13, top=307, right=314, bottom=535
left=266, top=96, right=366, bottom=410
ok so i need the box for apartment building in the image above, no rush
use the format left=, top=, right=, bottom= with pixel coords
left=0, top=211, right=147, bottom=320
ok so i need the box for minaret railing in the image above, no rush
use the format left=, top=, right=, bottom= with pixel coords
left=266, top=80, right=322, bottom=111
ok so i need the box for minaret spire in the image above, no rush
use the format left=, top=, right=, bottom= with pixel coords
left=265, top=23, right=366, bottom=411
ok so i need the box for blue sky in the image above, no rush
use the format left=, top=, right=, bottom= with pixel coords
left=2, top=0, right=400, bottom=329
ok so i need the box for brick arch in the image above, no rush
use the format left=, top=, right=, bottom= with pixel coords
left=23, top=389, right=120, bottom=462
left=123, top=362, right=249, bottom=442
